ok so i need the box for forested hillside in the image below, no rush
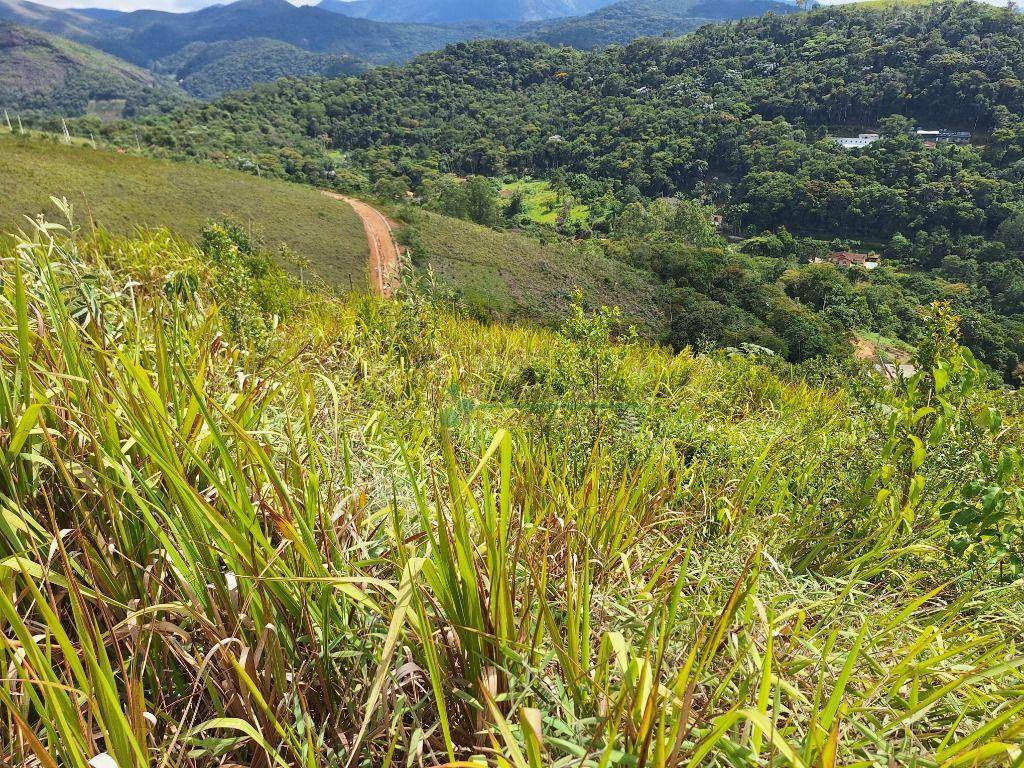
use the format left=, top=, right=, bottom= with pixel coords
left=152, top=38, right=364, bottom=99
left=522, top=0, right=796, bottom=48
left=1, top=0, right=807, bottom=102
left=0, top=22, right=184, bottom=117
left=91, top=1, right=1024, bottom=378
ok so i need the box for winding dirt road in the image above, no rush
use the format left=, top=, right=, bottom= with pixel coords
left=322, top=191, right=400, bottom=298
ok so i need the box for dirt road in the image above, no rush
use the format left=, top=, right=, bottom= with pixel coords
left=322, top=191, right=400, bottom=298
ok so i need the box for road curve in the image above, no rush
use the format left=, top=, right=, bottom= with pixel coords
left=321, top=191, right=400, bottom=298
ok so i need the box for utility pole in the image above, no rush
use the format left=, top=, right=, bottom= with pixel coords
left=17, top=114, right=23, bottom=134
left=61, top=118, right=72, bottom=145
left=3, top=108, right=11, bottom=132
left=90, top=133, right=97, bottom=149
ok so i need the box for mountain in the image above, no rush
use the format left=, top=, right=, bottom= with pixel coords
left=1, top=0, right=809, bottom=99
left=153, top=38, right=365, bottom=98
left=316, top=0, right=613, bottom=23
left=77, top=0, right=473, bottom=66
left=0, top=0, right=118, bottom=39
left=0, top=22, right=185, bottom=117
left=521, top=0, right=798, bottom=48
left=2, top=0, right=475, bottom=68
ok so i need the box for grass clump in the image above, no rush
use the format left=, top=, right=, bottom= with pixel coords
left=1, top=210, right=1023, bottom=768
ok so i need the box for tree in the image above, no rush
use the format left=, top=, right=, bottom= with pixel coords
left=463, top=176, right=500, bottom=227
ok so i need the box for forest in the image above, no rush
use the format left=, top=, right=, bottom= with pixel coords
left=80, top=1, right=1024, bottom=379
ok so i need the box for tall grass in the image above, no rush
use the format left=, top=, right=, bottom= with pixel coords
left=1, top=214, right=1022, bottom=767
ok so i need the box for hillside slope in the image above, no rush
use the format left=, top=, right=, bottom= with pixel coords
left=400, top=208, right=666, bottom=330
left=0, top=22, right=184, bottom=117
left=3, top=212, right=1023, bottom=767
left=0, top=134, right=661, bottom=329
left=0, top=0, right=116, bottom=40
left=152, top=38, right=365, bottom=99
left=522, top=0, right=797, bottom=47
left=0, top=134, right=369, bottom=288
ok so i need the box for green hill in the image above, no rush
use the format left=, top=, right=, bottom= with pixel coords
left=522, top=0, right=797, bottom=48
left=0, top=22, right=185, bottom=118
left=399, top=208, right=666, bottom=331
left=0, top=133, right=369, bottom=288
left=153, top=38, right=365, bottom=99
left=0, top=133, right=661, bottom=328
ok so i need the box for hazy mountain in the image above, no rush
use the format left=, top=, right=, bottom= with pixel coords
left=154, top=37, right=365, bottom=98
left=0, top=21, right=184, bottom=117
left=317, top=0, right=613, bottom=23
left=2, top=0, right=474, bottom=67
left=521, top=0, right=799, bottom=47
left=1, top=0, right=806, bottom=107
left=0, top=0, right=124, bottom=40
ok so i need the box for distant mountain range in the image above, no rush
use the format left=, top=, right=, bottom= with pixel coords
left=316, top=0, right=614, bottom=23
left=521, top=0, right=796, bottom=47
left=1, top=0, right=472, bottom=65
left=1, top=0, right=799, bottom=110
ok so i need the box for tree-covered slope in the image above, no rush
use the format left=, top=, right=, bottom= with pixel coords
left=0, top=22, right=185, bottom=117
left=153, top=38, right=365, bottom=99
left=522, top=0, right=798, bottom=48
left=102, top=2, right=1022, bottom=374
left=1, top=0, right=479, bottom=69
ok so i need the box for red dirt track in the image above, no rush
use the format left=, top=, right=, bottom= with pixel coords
left=322, top=191, right=400, bottom=297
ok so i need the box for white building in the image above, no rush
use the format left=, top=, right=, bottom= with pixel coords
left=832, top=133, right=880, bottom=149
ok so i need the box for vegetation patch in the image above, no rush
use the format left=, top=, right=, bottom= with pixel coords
left=398, top=206, right=666, bottom=331
left=501, top=177, right=590, bottom=228
left=1, top=219, right=1022, bottom=767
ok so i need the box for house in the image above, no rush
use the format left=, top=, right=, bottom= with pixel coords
left=813, top=251, right=880, bottom=269
left=711, top=214, right=724, bottom=229
left=832, top=133, right=880, bottom=149
left=913, top=128, right=971, bottom=145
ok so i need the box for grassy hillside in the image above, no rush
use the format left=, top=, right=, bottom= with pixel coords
left=0, top=22, right=184, bottom=117
left=0, top=133, right=369, bottom=288
left=2, top=220, right=1022, bottom=767
left=399, top=207, right=667, bottom=332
